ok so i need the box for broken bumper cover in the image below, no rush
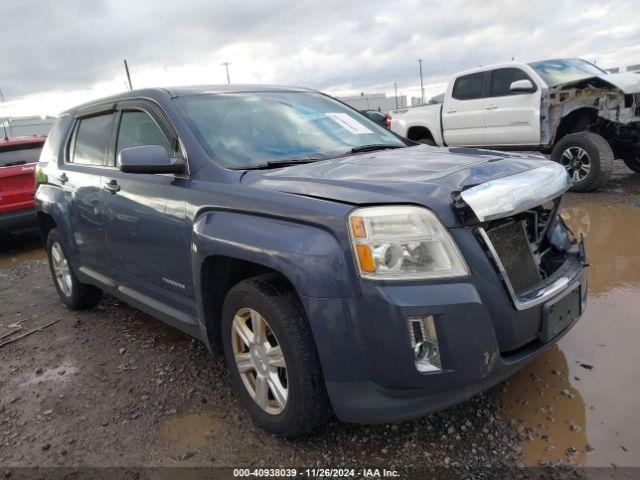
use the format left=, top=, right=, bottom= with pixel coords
left=306, top=233, right=587, bottom=425
left=324, top=284, right=584, bottom=425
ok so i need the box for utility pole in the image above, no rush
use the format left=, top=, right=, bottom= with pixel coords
left=221, top=62, right=231, bottom=84
left=123, top=59, right=133, bottom=91
left=394, top=82, right=398, bottom=109
left=0, top=87, right=7, bottom=141
left=418, top=59, right=424, bottom=104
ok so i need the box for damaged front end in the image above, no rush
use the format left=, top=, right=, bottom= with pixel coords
left=455, top=163, right=587, bottom=312
left=542, top=76, right=640, bottom=147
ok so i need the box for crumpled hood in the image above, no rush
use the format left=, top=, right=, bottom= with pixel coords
left=241, top=145, right=557, bottom=227
left=559, top=72, right=640, bottom=93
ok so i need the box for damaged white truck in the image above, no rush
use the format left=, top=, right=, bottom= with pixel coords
left=389, top=58, right=640, bottom=191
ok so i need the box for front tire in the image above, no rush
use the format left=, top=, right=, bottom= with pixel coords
left=46, top=228, right=102, bottom=310
left=551, top=132, right=614, bottom=192
left=221, top=274, right=332, bottom=437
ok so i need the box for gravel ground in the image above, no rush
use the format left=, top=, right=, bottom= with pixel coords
left=0, top=258, right=525, bottom=469
left=0, top=160, right=637, bottom=476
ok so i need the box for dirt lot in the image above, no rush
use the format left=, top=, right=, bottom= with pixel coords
left=1, top=161, right=639, bottom=473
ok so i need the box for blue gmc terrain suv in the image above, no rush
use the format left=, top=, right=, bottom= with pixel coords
left=35, top=85, right=587, bottom=437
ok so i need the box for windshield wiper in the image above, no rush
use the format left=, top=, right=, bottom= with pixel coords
left=245, top=157, right=321, bottom=170
left=350, top=144, right=404, bottom=154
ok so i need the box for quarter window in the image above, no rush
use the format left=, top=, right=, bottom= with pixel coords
left=491, top=68, right=534, bottom=97
left=71, top=114, right=115, bottom=166
left=116, top=110, right=173, bottom=158
left=452, top=73, right=484, bottom=100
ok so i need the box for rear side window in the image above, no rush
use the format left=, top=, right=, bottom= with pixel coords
left=71, top=113, right=115, bottom=166
left=452, top=73, right=484, bottom=100
left=491, top=68, right=533, bottom=97
left=116, top=110, right=173, bottom=158
left=0, top=144, right=43, bottom=167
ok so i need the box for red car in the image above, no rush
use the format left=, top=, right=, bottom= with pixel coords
left=0, top=136, right=45, bottom=234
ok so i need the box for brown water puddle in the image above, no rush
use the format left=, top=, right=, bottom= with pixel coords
left=0, top=245, right=45, bottom=269
left=501, top=196, right=640, bottom=467
left=153, top=411, right=267, bottom=467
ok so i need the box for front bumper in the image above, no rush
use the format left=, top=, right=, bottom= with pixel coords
left=302, top=231, right=587, bottom=424
left=0, top=207, right=36, bottom=234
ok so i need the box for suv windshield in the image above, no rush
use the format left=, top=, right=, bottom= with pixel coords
left=175, top=91, right=404, bottom=169
left=528, top=58, right=607, bottom=87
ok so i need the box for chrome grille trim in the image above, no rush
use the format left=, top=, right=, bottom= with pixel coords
left=461, top=163, right=571, bottom=222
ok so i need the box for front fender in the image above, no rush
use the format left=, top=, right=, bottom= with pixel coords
left=35, top=184, right=76, bottom=255
left=192, top=211, right=355, bottom=298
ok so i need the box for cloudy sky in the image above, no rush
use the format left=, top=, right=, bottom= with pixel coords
left=1, top=0, right=639, bottom=117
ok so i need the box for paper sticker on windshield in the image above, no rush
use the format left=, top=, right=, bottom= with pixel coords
left=326, top=113, right=373, bottom=135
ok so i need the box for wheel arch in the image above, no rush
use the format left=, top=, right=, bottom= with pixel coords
left=35, top=184, right=76, bottom=254
left=553, top=107, right=599, bottom=145
left=406, top=125, right=436, bottom=143
left=192, top=210, right=355, bottom=352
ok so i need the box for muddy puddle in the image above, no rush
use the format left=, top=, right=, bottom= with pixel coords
left=501, top=195, right=640, bottom=467
left=154, top=411, right=268, bottom=466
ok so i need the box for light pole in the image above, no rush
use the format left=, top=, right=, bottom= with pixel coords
left=221, top=62, right=231, bottom=84
left=418, top=59, right=424, bottom=104
left=394, top=82, right=398, bottom=109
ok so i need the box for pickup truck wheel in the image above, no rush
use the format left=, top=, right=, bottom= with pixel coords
left=46, top=228, right=102, bottom=310
left=221, top=274, right=332, bottom=437
left=551, top=132, right=613, bottom=192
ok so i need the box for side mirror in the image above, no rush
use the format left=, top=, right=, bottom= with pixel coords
left=509, top=79, right=535, bottom=93
left=117, top=145, right=184, bottom=174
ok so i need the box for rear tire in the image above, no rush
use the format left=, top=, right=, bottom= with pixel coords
left=551, top=132, right=614, bottom=192
left=46, top=228, right=102, bottom=310
left=221, top=273, right=332, bottom=437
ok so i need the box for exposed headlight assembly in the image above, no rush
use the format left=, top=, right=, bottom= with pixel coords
left=348, top=205, right=469, bottom=280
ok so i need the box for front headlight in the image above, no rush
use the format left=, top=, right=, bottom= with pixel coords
left=348, top=205, right=469, bottom=280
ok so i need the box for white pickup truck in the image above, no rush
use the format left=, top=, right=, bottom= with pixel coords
left=389, top=58, right=640, bottom=191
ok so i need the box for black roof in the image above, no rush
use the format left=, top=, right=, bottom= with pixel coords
left=61, top=84, right=316, bottom=115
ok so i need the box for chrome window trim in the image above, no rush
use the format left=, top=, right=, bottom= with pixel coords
left=477, top=227, right=581, bottom=310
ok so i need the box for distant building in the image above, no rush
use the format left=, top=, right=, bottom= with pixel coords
left=627, top=64, right=640, bottom=73
left=0, top=116, right=54, bottom=138
left=337, top=92, right=407, bottom=113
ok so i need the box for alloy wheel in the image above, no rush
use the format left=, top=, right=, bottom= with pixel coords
left=51, top=241, right=73, bottom=297
left=231, top=307, right=288, bottom=414
left=561, top=146, right=591, bottom=182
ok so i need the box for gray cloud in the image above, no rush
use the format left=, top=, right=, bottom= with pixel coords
left=1, top=0, right=639, bottom=101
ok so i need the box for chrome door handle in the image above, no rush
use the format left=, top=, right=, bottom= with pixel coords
left=58, top=173, right=68, bottom=184
left=485, top=105, right=499, bottom=110
left=104, top=179, right=120, bottom=194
